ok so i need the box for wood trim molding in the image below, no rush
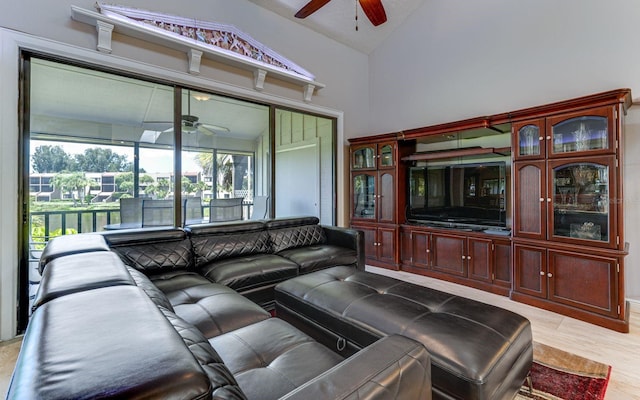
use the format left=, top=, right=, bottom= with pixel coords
left=70, top=4, right=326, bottom=102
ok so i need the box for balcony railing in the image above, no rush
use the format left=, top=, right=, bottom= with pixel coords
left=29, top=203, right=254, bottom=245
left=30, top=209, right=121, bottom=244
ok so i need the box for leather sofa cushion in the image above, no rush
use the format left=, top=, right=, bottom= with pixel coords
left=209, top=318, right=344, bottom=400
left=275, top=266, right=533, bottom=400
left=191, top=230, right=272, bottom=266
left=278, top=244, right=358, bottom=273
left=8, top=286, right=211, bottom=400
left=38, top=233, right=110, bottom=274
left=264, top=216, right=319, bottom=229
left=33, top=251, right=134, bottom=309
left=269, top=224, right=326, bottom=253
left=150, top=270, right=270, bottom=338
left=111, top=238, right=193, bottom=272
left=159, top=306, right=248, bottom=400
left=199, top=254, right=299, bottom=293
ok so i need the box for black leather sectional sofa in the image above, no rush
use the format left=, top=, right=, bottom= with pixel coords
left=9, top=217, right=432, bottom=400
left=8, top=216, right=532, bottom=400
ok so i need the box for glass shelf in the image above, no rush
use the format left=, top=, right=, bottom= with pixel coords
left=353, top=174, right=376, bottom=219
left=379, top=144, right=393, bottom=167
left=518, top=124, right=541, bottom=157
left=551, top=116, right=608, bottom=155
left=352, top=147, right=376, bottom=169
left=552, top=162, right=609, bottom=242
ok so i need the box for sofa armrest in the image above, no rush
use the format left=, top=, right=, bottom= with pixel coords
left=322, top=225, right=365, bottom=270
left=279, top=335, right=431, bottom=400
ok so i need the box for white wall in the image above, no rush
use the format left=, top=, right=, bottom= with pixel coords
left=368, top=0, right=640, bottom=298
left=0, top=0, right=370, bottom=339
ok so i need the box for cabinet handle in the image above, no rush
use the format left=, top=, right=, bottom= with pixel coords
left=547, top=198, right=552, bottom=202
left=539, top=136, right=544, bottom=141
left=461, top=256, right=466, bottom=260
left=547, top=273, right=553, bottom=278
left=546, top=136, right=551, bottom=140
left=426, top=249, right=430, bottom=253
left=467, top=256, right=472, bottom=260
left=540, top=271, right=545, bottom=276
left=539, top=198, right=544, bottom=202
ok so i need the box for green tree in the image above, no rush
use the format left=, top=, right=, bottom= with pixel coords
left=144, top=183, right=157, bottom=198
left=115, top=172, right=133, bottom=191
left=195, top=152, right=214, bottom=177
left=156, top=178, right=171, bottom=199
left=182, top=176, right=197, bottom=195
left=74, top=148, right=132, bottom=172
left=140, top=174, right=155, bottom=185
left=31, top=145, right=72, bottom=173
left=50, top=172, right=91, bottom=206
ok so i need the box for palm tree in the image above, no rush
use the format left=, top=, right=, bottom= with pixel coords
left=50, top=172, right=91, bottom=206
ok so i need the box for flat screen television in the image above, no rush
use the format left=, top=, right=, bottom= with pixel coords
left=407, top=161, right=507, bottom=228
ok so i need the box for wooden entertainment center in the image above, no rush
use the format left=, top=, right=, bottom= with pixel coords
left=349, top=89, right=632, bottom=332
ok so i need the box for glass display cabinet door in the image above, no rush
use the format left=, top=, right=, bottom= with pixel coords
left=550, top=157, right=614, bottom=247
left=352, top=146, right=376, bottom=169
left=547, top=107, right=613, bottom=157
left=378, top=144, right=394, bottom=168
left=514, top=121, right=544, bottom=159
left=352, top=173, right=376, bottom=219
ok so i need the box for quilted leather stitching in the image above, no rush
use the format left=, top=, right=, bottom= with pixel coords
left=113, top=241, right=193, bottom=272
left=270, top=225, right=326, bottom=253
left=192, top=231, right=271, bottom=267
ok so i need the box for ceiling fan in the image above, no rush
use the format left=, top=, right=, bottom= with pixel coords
left=143, top=91, right=230, bottom=139
left=295, top=0, right=387, bottom=27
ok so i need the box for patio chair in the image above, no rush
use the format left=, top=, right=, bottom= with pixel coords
left=209, top=197, right=244, bottom=222
left=250, top=196, right=269, bottom=220
left=119, top=197, right=143, bottom=228
left=183, top=196, right=203, bottom=226
left=142, top=199, right=174, bottom=227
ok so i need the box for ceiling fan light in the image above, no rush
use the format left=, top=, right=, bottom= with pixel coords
left=192, top=94, right=211, bottom=101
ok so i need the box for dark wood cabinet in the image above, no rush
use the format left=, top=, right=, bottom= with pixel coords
left=350, top=89, right=631, bottom=332
left=548, top=249, right=619, bottom=318
left=431, top=233, right=467, bottom=277
left=400, top=225, right=511, bottom=295
left=350, top=137, right=414, bottom=270
left=511, top=92, right=630, bottom=332
left=355, top=223, right=397, bottom=267
left=512, top=242, right=623, bottom=325
left=513, top=243, right=547, bottom=298
left=513, top=160, right=546, bottom=240
left=468, top=237, right=493, bottom=283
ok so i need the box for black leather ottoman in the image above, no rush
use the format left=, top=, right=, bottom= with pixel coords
left=275, top=266, right=533, bottom=400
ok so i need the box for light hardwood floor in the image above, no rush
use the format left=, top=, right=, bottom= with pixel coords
left=1, top=267, right=638, bottom=399
left=367, top=266, right=640, bottom=400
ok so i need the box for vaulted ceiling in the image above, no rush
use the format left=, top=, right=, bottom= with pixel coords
left=247, top=0, right=427, bottom=54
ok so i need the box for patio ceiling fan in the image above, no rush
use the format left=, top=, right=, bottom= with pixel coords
left=295, top=0, right=387, bottom=27
left=143, top=91, right=229, bottom=137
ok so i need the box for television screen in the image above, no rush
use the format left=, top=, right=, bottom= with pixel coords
left=407, top=161, right=507, bottom=227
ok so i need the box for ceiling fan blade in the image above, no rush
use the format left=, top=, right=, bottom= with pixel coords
left=295, top=0, right=332, bottom=18
left=201, top=123, right=230, bottom=133
left=358, top=0, right=387, bottom=26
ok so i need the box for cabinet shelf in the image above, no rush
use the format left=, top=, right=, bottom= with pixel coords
left=402, top=146, right=511, bottom=162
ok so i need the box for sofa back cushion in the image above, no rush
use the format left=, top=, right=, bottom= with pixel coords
left=188, top=222, right=272, bottom=267
left=269, top=224, right=326, bottom=253
left=104, top=228, right=193, bottom=273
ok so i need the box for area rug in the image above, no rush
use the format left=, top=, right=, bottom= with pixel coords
left=516, top=342, right=611, bottom=400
